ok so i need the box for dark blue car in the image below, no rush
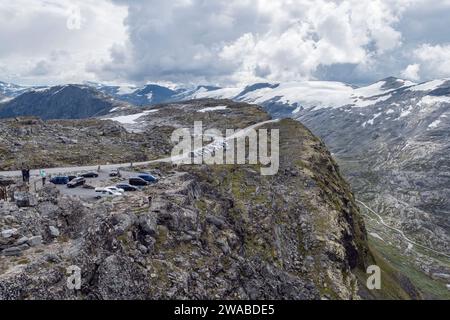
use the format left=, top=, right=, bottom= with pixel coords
left=50, top=176, right=69, bottom=185
left=138, top=174, right=158, bottom=183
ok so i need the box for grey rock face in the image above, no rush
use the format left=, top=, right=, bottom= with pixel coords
left=296, top=86, right=450, bottom=253
left=236, top=78, right=450, bottom=294
left=0, top=105, right=380, bottom=300
left=0, top=100, right=419, bottom=300
left=14, top=192, right=37, bottom=208
left=138, top=213, right=158, bottom=237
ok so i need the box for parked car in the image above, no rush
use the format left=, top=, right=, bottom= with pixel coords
left=68, top=175, right=77, bottom=182
left=104, top=186, right=125, bottom=193
left=67, top=177, right=86, bottom=188
left=95, top=189, right=123, bottom=199
left=138, top=174, right=158, bottom=183
left=129, top=177, right=149, bottom=186
left=116, top=184, right=138, bottom=192
left=109, top=169, right=120, bottom=177
left=80, top=172, right=99, bottom=178
left=50, top=176, right=69, bottom=185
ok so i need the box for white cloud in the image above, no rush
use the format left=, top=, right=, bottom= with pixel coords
left=93, top=0, right=411, bottom=85
left=218, top=0, right=406, bottom=84
left=401, top=63, right=421, bottom=81
left=411, top=44, right=450, bottom=79
left=0, top=0, right=127, bottom=85
left=2, top=0, right=450, bottom=85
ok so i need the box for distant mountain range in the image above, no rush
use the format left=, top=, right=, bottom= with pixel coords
left=1, top=76, right=446, bottom=115
left=0, top=84, right=129, bottom=120
left=0, top=81, right=32, bottom=102
left=85, top=82, right=185, bottom=106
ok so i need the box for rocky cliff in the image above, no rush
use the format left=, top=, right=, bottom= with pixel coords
left=0, top=100, right=418, bottom=299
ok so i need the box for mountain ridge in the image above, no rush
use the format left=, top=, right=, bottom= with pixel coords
left=2, top=76, right=446, bottom=117
left=0, top=84, right=130, bottom=120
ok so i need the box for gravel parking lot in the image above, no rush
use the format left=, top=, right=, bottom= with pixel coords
left=31, top=167, right=153, bottom=200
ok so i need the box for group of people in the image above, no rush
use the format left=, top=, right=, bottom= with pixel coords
left=21, top=167, right=47, bottom=186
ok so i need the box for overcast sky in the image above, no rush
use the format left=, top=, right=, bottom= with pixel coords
left=1, top=0, right=450, bottom=86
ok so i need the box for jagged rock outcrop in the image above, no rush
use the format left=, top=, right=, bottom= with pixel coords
left=0, top=101, right=419, bottom=300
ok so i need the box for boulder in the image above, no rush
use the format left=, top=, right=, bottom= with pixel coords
left=44, top=253, right=61, bottom=263
left=27, top=236, right=42, bottom=247
left=138, top=245, right=148, bottom=254
left=111, top=213, right=136, bottom=235
left=1, top=228, right=18, bottom=239
left=15, top=236, right=29, bottom=245
left=138, top=213, right=158, bottom=237
left=156, top=207, right=198, bottom=232
left=206, top=215, right=226, bottom=229
left=14, top=192, right=38, bottom=207
left=2, top=247, right=22, bottom=256
left=2, top=244, right=29, bottom=256
left=48, top=226, right=60, bottom=238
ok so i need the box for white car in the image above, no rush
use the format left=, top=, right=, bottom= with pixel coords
left=95, top=187, right=125, bottom=193
left=95, top=190, right=123, bottom=199
left=105, top=186, right=125, bottom=193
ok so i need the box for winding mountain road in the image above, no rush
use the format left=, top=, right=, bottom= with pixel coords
left=357, top=199, right=450, bottom=259
left=0, top=119, right=279, bottom=179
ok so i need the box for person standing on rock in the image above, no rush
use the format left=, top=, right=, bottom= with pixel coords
left=21, top=168, right=26, bottom=183
left=25, top=167, right=30, bottom=184
left=40, top=169, right=47, bottom=186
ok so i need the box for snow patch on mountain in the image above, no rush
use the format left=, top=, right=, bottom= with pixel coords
left=189, top=87, right=243, bottom=100
left=198, top=105, right=228, bottom=113
left=352, top=79, right=414, bottom=97
left=419, top=95, right=450, bottom=105
left=185, top=78, right=420, bottom=111
left=409, top=79, right=448, bottom=92
left=362, top=112, right=382, bottom=127
left=428, top=119, right=442, bottom=129
left=240, top=81, right=355, bottom=109
left=105, top=110, right=158, bottom=124
left=399, top=106, right=413, bottom=118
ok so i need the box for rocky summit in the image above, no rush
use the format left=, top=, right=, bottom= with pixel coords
left=0, top=100, right=418, bottom=300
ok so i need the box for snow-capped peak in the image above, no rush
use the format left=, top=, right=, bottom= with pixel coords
left=407, top=79, right=450, bottom=92
left=185, top=77, right=418, bottom=111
